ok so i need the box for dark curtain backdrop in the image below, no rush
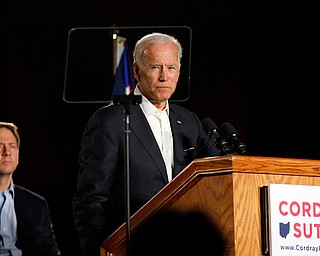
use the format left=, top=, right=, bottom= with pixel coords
left=2, top=0, right=318, bottom=255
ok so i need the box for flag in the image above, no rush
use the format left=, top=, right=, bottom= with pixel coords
left=111, top=36, right=135, bottom=99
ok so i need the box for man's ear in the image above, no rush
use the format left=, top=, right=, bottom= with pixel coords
left=133, top=63, right=140, bottom=82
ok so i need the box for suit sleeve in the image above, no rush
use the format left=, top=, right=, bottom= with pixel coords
left=72, top=109, right=121, bottom=256
left=15, top=186, right=61, bottom=256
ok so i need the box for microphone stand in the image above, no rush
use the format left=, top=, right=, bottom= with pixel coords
left=113, top=94, right=142, bottom=256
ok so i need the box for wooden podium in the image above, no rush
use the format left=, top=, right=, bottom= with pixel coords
left=100, top=155, right=320, bottom=256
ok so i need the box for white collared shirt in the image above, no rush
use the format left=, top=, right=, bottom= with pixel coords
left=134, top=86, right=174, bottom=181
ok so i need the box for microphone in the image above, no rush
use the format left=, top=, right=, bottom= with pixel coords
left=202, top=118, right=234, bottom=156
left=221, top=122, right=247, bottom=155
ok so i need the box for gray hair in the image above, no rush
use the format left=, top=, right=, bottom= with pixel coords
left=133, top=32, right=183, bottom=67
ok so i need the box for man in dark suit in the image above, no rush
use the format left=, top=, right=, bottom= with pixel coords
left=73, top=32, right=221, bottom=256
left=0, top=122, right=61, bottom=256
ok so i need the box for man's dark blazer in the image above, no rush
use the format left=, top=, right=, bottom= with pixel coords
left=73, top=102, right=221, bottom=256
left=14, top=184, right=61, bottom=256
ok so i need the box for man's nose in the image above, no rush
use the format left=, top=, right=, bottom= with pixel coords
left=0, top=145, right=10, bottom=155
left=159, top=69, right=168, bottom=80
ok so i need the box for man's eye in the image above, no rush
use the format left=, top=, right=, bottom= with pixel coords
left=8, top=143, right=17, bottom=149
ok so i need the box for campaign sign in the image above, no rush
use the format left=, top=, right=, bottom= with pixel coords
left=269, top=184, right=320, bottom=255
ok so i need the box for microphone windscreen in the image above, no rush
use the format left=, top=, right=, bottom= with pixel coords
left=202, top=118, right=218, bottom=134
left=221, top=122, right=237, bottom=137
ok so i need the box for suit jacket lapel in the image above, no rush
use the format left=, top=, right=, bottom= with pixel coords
left=168, top=106, right=184, bottom=178
left=129, top=105, right=169, bottom=182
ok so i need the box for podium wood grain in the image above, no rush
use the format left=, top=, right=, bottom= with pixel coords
left=100, top=155, right=320, bottom=256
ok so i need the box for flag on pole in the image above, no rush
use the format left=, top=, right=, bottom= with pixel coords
left=111, top=36, right=135, bottom=99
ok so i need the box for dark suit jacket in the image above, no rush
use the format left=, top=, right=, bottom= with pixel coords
left=73, top=103, right=221, bottom=256
left=14, top=185, right=61, bottom=256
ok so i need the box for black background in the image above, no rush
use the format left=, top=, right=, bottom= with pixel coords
left=2, top=1, right=318, bottom=255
